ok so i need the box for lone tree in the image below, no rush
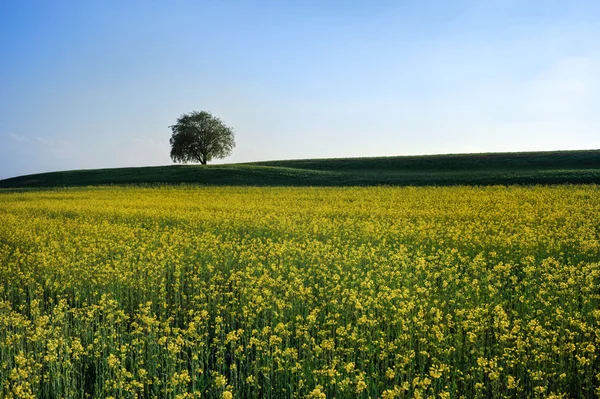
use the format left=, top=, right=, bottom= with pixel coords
left=169, top=111, right=235, bottom=165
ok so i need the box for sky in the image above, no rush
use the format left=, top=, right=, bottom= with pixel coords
left=1, top=0, right=599, bottom=179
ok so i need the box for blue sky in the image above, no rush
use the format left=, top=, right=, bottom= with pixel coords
left=1, top=0, right=599, bottom=179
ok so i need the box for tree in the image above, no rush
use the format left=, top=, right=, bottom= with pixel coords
left=169, top=111, right=235, bottom=165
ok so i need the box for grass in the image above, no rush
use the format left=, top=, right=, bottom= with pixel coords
left=1, top=149, right=600, bottom=188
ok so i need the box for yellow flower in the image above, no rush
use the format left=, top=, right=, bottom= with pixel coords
left=356, top=380, right=367, bottom=394
left=215, top=374, right=227, bottom=388
left=307, top=385, right=326, bottom=399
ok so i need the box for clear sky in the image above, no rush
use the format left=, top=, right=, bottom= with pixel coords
left=1, top=0, right=599, bottom=179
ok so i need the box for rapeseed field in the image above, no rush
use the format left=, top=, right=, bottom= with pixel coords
left=0, top=186, right=599, bottom=398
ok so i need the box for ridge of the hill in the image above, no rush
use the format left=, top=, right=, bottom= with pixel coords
left=1, top=150, right=599, bottom=188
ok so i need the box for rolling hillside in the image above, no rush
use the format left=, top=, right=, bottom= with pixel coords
left=1, top=150, right=599, bottom=188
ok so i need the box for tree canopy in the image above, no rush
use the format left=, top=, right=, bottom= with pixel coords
left=169, top=111, right=235, bottom=165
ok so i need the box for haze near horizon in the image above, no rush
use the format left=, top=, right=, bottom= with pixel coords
left=1, top=0, right=599, bottom=179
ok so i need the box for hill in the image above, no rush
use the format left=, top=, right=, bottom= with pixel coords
left=1, top=150, right=600, bottom=188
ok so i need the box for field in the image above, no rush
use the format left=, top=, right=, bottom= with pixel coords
left=1, top=150, right=600, bottom=188
left=1, top=186, right=599, bottom=398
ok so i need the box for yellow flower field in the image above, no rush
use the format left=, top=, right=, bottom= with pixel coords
left=0, top=186, right=599, bottom=398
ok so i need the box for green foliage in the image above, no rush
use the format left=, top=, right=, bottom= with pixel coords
left=169, top=111, right=235, bottom=165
